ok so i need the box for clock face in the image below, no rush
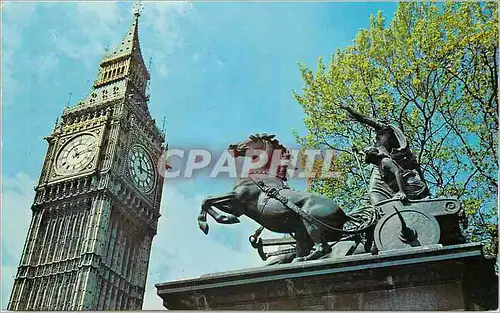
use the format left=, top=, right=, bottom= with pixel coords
left=128, top=145, right=155, bottom=193
left=55, top=134, right=97, bottom=175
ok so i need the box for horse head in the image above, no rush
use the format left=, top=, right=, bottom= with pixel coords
left=228, top=133, right=293, bottom=180
left=228, top=133, right=288, bottom=157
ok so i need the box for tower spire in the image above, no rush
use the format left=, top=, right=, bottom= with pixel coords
left=133, top=1, right=143, bottom=19
left=100, top=1, right=145, bottom=66
left=93, top=1, right=150, bottom=91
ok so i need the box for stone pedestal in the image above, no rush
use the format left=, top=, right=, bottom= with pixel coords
left=156, top=243, right=498, bottom=310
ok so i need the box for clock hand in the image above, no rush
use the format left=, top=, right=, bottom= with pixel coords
left=74, top=147, right=93, bottom=158
left=139, top=166, right=152, bottom=174
left=132, top=162, right=142, bottom=173
left=78, top=147, right=93, bottom=155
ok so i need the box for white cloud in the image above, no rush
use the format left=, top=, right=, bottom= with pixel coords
left=1, top=173, right=36, bottom=309
left=1, top=2, right=37, bottom=27
left=142, top=183, right=267, bottom=309
left=52, top=2, right=123, bottom=66
left=32, top=53, right=60, bottom=79
left=141, top=1, right=193, bottom=78
left=0, top=173, right=271, bottom=310
left=2, top=2, right=39, bottom=105
left=2, top=1, right=192, bottom=108
left=2, top=2, right=267, bottom=309
left=49, top=1, right=193, bottom=73
left=142, top=1, right=192, bottom=34
left=75, top=1, right=122, bottom=34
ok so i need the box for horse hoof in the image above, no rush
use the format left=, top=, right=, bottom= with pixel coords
left=292, top=257, right=305, bottom=263
left=219, top=216, right=240, bottom=224
left=199, top=222, right=209, bottom=235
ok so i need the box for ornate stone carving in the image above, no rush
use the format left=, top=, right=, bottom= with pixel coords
left=9, top=10, right=164, bottom=311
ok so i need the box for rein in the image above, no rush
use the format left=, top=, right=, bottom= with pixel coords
left=249, top=176, right=377, bottom=234
left=235, top=135, right=375, bottom=260
left=247, top=177, right=375, bottom=261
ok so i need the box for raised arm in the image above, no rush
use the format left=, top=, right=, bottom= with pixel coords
left=340, top=104, right=383, bottom=130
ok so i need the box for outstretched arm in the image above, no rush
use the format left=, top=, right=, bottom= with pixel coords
left=340, top=104, right=383, bottom=130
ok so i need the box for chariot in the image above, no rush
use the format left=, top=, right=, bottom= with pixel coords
left=198, top=133, right=467, bottom=264
left=248, top=195, right=467, bottom=263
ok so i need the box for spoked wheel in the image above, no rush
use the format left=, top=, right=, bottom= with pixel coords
left=374, top=206, right=441, bottom=252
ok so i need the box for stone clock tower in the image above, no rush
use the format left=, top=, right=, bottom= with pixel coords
left=7, top=10, right=166, bottom=311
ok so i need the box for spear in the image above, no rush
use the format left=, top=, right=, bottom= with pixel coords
left=351, top=145, right=370, bottom=194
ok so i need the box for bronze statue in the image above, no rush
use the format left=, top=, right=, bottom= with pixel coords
left=197, top=134, right=466, bottom=264
left=363, top=146, right=430, bottom=203
left=197, top=134, right=374, bottom=263
left=339, top=104, right=429, bottom=204
left=339, top=104, right=424, bottom=181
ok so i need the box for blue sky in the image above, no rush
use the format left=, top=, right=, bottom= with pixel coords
left=1, top=1, right=398, bottom=309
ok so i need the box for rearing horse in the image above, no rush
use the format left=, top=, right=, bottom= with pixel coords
left=197, top=133, right=359, bottom=262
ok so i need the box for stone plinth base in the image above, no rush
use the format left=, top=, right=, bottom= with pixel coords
left=155, top=243, right=498, bottom=310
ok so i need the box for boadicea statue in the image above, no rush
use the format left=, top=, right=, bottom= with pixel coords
left=339, top=104, right=429, bottom=205
left=363, top=145, right=430, bottom=203
left=198, top=131, right=467, bottom=264
left=197, top=133, right=379, bottom=263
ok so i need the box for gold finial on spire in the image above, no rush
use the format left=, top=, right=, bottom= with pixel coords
left=133, top=1, right=143, bottom=19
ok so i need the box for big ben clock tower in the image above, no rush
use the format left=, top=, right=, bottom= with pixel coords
left=7, top=8, right=166, bottom=311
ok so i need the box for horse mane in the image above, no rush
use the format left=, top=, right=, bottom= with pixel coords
left=251, top=133, right=288, bottom=154
left=234, top=176, right=287, bottom=189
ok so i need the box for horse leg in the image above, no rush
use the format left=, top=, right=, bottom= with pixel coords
left=198, top=195, right=231, bottom=234
left=295, top=226, right=313, bottom=258
left=198, top=194, right=234, bottom=224
left=364, top=225, right=378, bottom=254
left=293, top=220, right=332, bottom=262
left=266, top=228, right=312, bottom=266
left=198, top=193, right=238, bottom=234
left=198, top=209, right=209, bottom=233
left=206, top=198, right=240, bottom=224
left=198, top=206, right=237, bottom=234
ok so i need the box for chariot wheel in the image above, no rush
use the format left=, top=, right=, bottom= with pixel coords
left=374, top=207, right=441, bottom=252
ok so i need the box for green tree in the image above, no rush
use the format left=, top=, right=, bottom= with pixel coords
left=294, top=2, right=498, bottom=255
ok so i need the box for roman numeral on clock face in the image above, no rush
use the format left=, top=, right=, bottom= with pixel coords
left=129, top=145, right=155, bottom=193
left=55, top=134, right=97, bottom=175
